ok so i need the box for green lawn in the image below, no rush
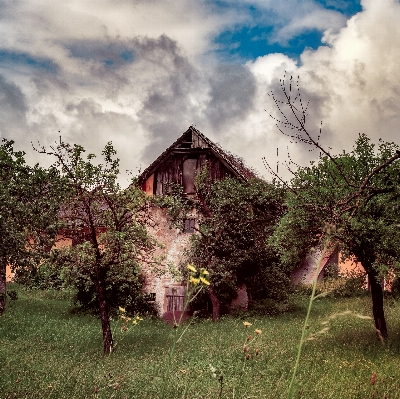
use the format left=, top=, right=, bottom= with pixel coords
left=1, top=286, right=400, bottom=399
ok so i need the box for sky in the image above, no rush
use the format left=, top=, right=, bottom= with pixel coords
left=0, top=0, right=399, bottom=185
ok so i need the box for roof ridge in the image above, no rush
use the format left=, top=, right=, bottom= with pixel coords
left=138, top=126, right=257, bottom=184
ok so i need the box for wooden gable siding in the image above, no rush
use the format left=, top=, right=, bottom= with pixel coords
left=152, top=151, right=234, bottom=195
left=139, top=126, right=256, bottom=196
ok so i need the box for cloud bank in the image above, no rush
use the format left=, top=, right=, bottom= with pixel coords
left=0, top=0, right=399, bottom=184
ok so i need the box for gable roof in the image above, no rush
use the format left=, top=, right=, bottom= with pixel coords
left=138, top=126, right=257, bottom=185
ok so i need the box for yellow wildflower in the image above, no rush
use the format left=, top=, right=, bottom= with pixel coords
left=200, top=268, right=209, bottom=275
left=200, top=277, right=210, bottom=285
left=243, top=321, right=252, bottom=327
left=187, top=264, right=197, bottom=273
left=133, top=320, right=138, bottom=325
left=119, top=306, right=126, bottom=313
left=189, top=276, right=200, bottom=285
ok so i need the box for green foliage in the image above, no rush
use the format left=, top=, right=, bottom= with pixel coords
left=6, top=290, right=18, bottom=300
left=170, top=174, right=290, bottom=314
left=296, top=273, right=367, bottom=299
left=0, top=139, right=67, bottom=314
left=269, top=133, right=400, bottom=339
left=321, top=273, right=367, bottom=298
left=271, top=134, right=400, bottom=276
left=390, top=275, right=400, bottom=299
left=67, top=253, right=157, bottom=316
left=323, top=262, right=339, bottom=279
left=245, top=297, right=294, bottom=316
left=39, top=141, right=157, bottom=352
left=14, top=258, right=66, bottom=290
left=154, top=182, right=196, bottom=230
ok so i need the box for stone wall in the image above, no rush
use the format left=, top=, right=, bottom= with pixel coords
left=142, top=206, right=193, bottom=316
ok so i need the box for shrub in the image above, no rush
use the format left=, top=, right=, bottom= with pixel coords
left=13, top=261, right=65, bottom=290
left=390, top=275, right=400, bottom=299
left=7, top=290, right=18, bottom=300
left=15, top=255, right=157, bottom=317
left=69, top=261, right=158, bottom=317
left=294, top=271, right=367, bottom=299
left=246, top=297, right=293, bottom=316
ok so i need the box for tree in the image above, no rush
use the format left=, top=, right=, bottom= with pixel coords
left=165, top=170, right=288, bottom=320
left=266, top=75, right=400, bottom=339
left=0, top=139, right=66, bottom=315
left=37, top=140, right=155, bottom=354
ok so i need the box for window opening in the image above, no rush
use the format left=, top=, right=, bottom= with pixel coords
left=184, top=218, right=195, bottom=233
left=182, top=158, right=197, bottom=194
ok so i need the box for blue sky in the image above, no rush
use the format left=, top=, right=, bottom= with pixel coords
left=0, top=0, right=399, bottom=184
left=215, top=26, right=325, bottom=61
left=213, top=0, right=362, bottom=61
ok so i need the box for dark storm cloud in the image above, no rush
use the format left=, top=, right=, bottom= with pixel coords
left=30, top=73, right=70, bottom=98
left=135, top=35, right=203, bottom=163
left=67, top=40, right=135, bottom=69
left=135, top=36, right=259, bottom=168
left=63, top=37, right=138, bottom=99
left=205, top=64, right=257, bottom=130
left=1, top=0, right=399, bottom=188
left=0, top=74, right=28, bottom=140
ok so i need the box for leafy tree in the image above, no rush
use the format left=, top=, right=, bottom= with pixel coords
left=266, top=75, right=400, bottom=339
left=165, top=171, right=288, bottom=320
left=0, top=139, right=66, bottom=315
left=37, top=141, right=156, bottom=354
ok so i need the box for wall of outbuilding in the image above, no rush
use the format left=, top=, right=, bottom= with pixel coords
left=142, top=206, right=194, bottom=316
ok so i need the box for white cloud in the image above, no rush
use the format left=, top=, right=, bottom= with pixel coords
left=1, top=0, right=400, bottom=187
left=231, top=0, right=400, bottom=181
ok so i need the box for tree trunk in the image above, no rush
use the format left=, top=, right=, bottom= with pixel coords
left=368, top=269, right=388, bottom=340
left=96, top=277, right=113, bottom=354
left=247, top=286, right=253, bottom=310
left=209, top=288, right=221, bottom=321
left=0, top=258, right=6, bottom=316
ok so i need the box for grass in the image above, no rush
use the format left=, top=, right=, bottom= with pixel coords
left=2, top=285, right=400, bottom=398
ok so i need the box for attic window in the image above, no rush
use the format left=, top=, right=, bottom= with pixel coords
left=182, top=158, right=197, bottom=194
left=184, top=218, right=195, bottom=233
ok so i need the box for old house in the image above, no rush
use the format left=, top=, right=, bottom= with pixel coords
left=138, top=126, right=256, bottom=319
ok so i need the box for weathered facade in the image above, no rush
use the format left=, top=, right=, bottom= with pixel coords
left=139, top=126, right=255, bottom=319
left=139, top=126, right=255, bottom=196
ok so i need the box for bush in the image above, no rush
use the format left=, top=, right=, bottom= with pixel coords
left=68, top=261, right=158, bottom=317
left=390, top=275, right=400, bottom=299
left=246, top=298, right=293, bottom=316
left=295, top=271, right=367, bottom=298
left=13, top=261, right=65, bottom=290
left=14, top=255, right=158, bottom=317
left=7, top=290, right=18, bottom=300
